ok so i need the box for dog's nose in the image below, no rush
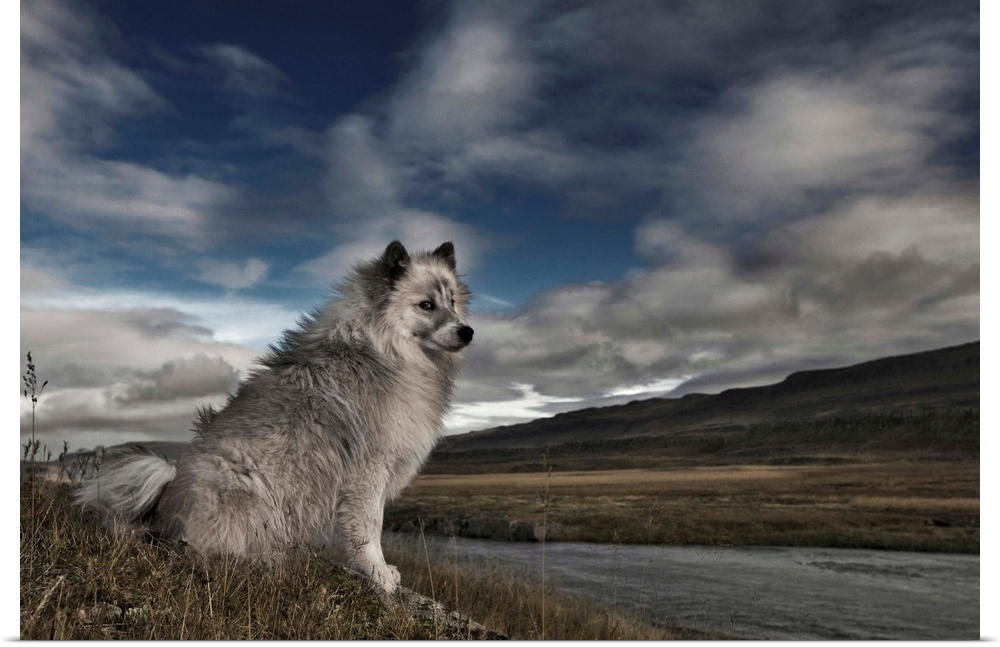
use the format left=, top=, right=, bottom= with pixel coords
left=457, top=326, right=474, bottom=344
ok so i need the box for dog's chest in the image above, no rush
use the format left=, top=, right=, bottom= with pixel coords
left=376, top=368, right=447, bottom=489
left=385, top=374, right=443, bottom=446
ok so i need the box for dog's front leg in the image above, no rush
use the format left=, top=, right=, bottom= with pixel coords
left=334, top=477, right=400, bottom=594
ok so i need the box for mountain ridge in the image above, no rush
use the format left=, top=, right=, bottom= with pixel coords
left=426, top=341, right=979, bottom=472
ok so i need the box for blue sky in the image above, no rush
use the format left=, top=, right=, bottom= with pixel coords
left=19, top=0, right=980, bottom=450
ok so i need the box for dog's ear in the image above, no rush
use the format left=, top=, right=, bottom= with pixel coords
left=382, top=240, right=410, bottom=282
left=432, top=242, right=456, bottom=270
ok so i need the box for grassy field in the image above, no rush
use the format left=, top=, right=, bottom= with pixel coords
left=390, top=459, right=980, bottom=553
left=19, top=476, right=704, bottom=639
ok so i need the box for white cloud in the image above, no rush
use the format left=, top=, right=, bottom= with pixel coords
left=386, top=3, right=538, bottom=150
left=22, top=156, right=235, bottom=241
left=18, top=280, right=302, bottom=449
left=199, top=258, right=270, bottom=291
left=20, top=0, right=164, bottom=152
left=20, top=0, right=237, bottom=243
left=325, top=115, right=400, bottom=218
left=19, top=303, right=258, bottom=450
left=791, top=193, right=980, bottom=267
left=670, top=14, right=975, bottom=223
left=444, top=383, right=584, bottom=434
left=473, top=294, right=515, bottom=311
left=309, top=109, right=491, bottom=284
left=709, top=76, right=930, bottom=185
left=20, top=264, right=69, bottom=294
left=196, top=42, right=287, bottom=97
left=21, top=285, right=298, bottom=349
left=604, top=376, right=689, bottom=398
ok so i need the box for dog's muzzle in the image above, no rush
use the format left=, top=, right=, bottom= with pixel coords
left=457, top=326, right=474, bottom=344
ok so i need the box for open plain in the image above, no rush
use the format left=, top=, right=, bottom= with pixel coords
left=390, top=459, right=979, bottom=552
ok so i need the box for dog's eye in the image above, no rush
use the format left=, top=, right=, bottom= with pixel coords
left=450, top=299, right=455, bottom=308
left=418, top=301, right=435, bottom=311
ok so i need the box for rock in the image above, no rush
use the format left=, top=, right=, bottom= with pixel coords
left=396, top=586, right=508, bottom=639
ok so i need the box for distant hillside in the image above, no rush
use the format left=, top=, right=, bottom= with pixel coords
left=426, top=341, right=979, bottom=472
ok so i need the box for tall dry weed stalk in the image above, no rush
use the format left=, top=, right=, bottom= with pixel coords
left=22, top=351, right=48, bottom=450
left=540, top=454, right=553, bottom=640
left=22, top=351, right=50, bottom=473
left=418, top=521, right=440, bottom=636
left=22, top=352, right=50, bottom=580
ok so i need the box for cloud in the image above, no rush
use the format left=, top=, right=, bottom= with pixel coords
left=444, top=383, right=585, bottom=434
left=119, top=354, right=241, bottom=404
left=20, top=263, right=70, bottom=294
left=312, top=0, right=975, bottom=433
left=19, top=0, right=978, bottom=443
left=305, top=111, right=490, bottom=284
left=675, top=72, right=951, bottom=223
left=324, top=115, right=400, bottom=218
left=385, top=2, right=538, bottom=151
left=18, top=284, right=282, bottom=449
left=312, top=0, right=976, bottom=234
left=670, top=10, right=976, bottom=224
left=20, top=0, right=164, bottom=152
left=199, top=258, right=270, bottom=291
left=19, top=305, right=255, bottom=450
left=788, top=193, right=979, bottom=267
left=21, top=278, right=300, bottom=349
left=20, top=352, right=241, bottom=448
left=196, top=42, right=288, bottom=98
left=20, top=0, right=238, bottom=243
left=298, top=209, right=487, bottom=284
left=22, top=156, right=236, bottom=241
left=451, top=187, right=977, bottom=417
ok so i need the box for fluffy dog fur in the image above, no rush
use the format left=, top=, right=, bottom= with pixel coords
left=73, top=240, right=473, bottom=593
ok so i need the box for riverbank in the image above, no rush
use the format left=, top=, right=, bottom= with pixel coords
left=387, top=460, right=979, bottom=553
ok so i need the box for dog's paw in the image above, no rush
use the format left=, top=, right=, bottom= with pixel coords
left=386, top=563, right=401, bottom=586
left=356, top=562, right=400, bottom=596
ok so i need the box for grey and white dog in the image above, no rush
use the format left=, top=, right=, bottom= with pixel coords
left=74, top=240, right=473, bottom=593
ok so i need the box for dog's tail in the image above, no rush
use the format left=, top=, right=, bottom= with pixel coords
left=73, top=446, right=177, bottom=531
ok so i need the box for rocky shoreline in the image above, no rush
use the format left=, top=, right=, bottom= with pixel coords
left=385, top=504, right=560, bottom=543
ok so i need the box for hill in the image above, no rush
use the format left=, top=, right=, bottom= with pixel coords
left=426, top=341, right=979, bottom=473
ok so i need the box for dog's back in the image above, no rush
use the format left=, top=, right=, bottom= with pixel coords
left=72, top=241, right=473, bottom=593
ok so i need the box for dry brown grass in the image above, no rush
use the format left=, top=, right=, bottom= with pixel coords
left=20, top=479, right=435, bottom=640
left=393, top=460, right=980, bottom=552
left=22, top=475, right=714, bottom=639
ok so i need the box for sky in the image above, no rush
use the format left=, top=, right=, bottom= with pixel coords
left=18, top=0, right=981, bottom=452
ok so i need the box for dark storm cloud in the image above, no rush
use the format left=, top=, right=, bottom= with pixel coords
left=118, top=354, right=241, bottom=404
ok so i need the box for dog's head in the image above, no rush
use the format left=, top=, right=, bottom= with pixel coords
left=376, top=240, right=474, bottom=355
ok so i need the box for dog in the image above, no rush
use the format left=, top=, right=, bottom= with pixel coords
left=73, top=240, right=473, bottom=594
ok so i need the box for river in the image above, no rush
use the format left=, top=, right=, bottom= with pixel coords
left=403, top=535, right=979, bottom=640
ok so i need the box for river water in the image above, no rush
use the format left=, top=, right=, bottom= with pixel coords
left=405, top=536, right=979, bottom=640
